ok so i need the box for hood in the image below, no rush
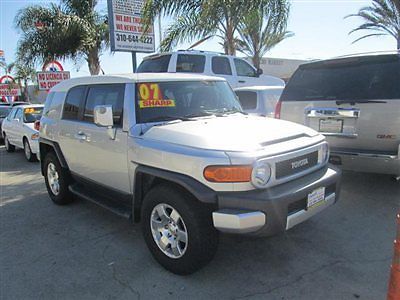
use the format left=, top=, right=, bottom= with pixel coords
left=23, top=123, right=37, bottom=132
left=141, top=115, right=318, bottom=152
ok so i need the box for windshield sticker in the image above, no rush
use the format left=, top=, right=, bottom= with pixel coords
left=24, top=108, right=40, bottom=114
left=138, top=83, right=176, bottom=108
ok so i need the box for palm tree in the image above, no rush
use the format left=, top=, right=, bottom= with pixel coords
left=346, top=0, right=400, bottom=49
left=236, top=1, right=293, bottom=69
left=142, top=0, right=288, bottom=55
left=15, top=0, right=109, bottom=75
left=13, top=63, right=37, bottom=102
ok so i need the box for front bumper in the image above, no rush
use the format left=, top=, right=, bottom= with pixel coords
left=212, top=165, right=341, bottom=236
left=30, top=139, right=40, bottom=155
left=330, top=149, right=400, bottom=176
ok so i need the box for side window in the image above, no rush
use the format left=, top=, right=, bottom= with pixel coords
left=235, top=91, right=258, bottom=110
left=234, top=59, right=257, bottom=77
left=15, top=108, right=23, bottom=121
left=63, top=86, right=86, bottom=120
left=83, top=84, right=124, bottom=126
left=7, top=108, right=17, bottom=121
left=137, top=55, right=171, bottom=72
left=176, top=54, right=206, bottom=73
left=212, top=57, right=232, bottom=75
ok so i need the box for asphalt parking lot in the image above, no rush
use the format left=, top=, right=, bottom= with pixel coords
left=1, top=146, right=399, bottom=300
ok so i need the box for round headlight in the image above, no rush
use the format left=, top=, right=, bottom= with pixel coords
left=321, top=143, right=329, bottom=163
left=251, top=160, right=271, bottom=188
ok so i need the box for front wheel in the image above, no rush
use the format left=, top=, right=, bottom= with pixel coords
left=23, top=139, right=37, bottom=162
left=141, top=184, right=218, bottom=275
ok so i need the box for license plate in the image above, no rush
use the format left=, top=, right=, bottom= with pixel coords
left=319, top=119, right=343, bottom=133
left=307, top=187, right=325, bottom=209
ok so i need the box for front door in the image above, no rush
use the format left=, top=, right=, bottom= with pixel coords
left=72, top=84, right=130, bottom=194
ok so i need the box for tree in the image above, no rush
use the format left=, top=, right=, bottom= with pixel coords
left=346, top=0, right=400, bottom=49
left=142, top=0, right=287, bottom=55
left=13, top=63, right=37, bottom=102
left=236, top=1, right=292, bottom=69
left=15, top=0, right=109, bottom=75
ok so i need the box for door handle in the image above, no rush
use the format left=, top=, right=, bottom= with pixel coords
left=74, top=131, right=87, bottom=141
left=238, top=80, right=246, bottom=83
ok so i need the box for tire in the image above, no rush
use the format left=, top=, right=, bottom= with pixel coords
left=141, top=184, right=219, bottom=275
left=4, top=134, right=15, bottom=152
left=23, top=138, right=37, bottom=162
left=43, top=152, right=73, bottom=205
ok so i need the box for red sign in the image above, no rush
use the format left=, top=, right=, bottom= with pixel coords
left=0, top=75, right=21, bottom=101
left=37, top=71, right=70, bottom=91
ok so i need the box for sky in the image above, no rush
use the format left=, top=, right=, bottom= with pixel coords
left=0, top=0, right=397, bottom=79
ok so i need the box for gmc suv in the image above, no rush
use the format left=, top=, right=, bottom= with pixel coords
left=39, top=73, right=341, bottom=274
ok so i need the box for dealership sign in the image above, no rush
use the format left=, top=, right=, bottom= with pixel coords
left=37, top=61, right=70, bottom=91
left=0, top=75, right=21, bottom=101
left=107, top=0, right=155, bottom=53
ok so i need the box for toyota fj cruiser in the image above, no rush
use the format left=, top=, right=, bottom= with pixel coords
left=39, top=73, right=341, bottom=274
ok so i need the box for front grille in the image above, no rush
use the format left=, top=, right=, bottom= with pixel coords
left=275, top=151, right=318, bottom=179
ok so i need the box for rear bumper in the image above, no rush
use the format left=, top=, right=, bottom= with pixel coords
left=213, top=165, right=341, bottom=236
left=330, top=149, right=400, bottom=176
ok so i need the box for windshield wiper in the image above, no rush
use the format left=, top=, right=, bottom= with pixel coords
left=146, top=116, right=188, bottom=123
left=336, top=100, right=387, bottom=105
left=182, top=112, right=215, bottom=119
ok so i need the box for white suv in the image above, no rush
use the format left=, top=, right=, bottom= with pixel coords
left=137, top=50, right=285, bottom=88
left=39, top=73, right=340, bottom=274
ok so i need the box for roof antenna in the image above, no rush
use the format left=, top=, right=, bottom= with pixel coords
left=187, top=36, right=212, bottom=50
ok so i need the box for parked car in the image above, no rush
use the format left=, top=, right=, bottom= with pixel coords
left=276, top=51, right=400, bottom=178
left=39, top=73, right=341, bottom=274
left=2, top=104, right=43, bottom=162
left=235, top=86, right=284, bottom=117
left=0, top=102, right=30, bottom=140
left=137, top=50, right=285, bottom=88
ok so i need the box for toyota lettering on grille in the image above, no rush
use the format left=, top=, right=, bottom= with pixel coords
left=291, top=158, right=309, bottom=169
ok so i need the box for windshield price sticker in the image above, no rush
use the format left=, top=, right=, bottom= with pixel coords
left=138, top=83, right=176, bottom=108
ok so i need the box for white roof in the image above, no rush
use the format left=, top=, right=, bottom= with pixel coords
left=51, top=73, right=226, bottom=92
left=234, top=86, right=284, bottom=92
left=13, top=104, right=44, bottom=109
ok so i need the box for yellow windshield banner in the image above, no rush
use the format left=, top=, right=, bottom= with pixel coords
left=24, top=108, right=39, bottom=114
left=138, top=83, right=176, bottom=108
left=139, top=99, right=175, bottom=108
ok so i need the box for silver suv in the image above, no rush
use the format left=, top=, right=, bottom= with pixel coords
left=39, top=73, right=341, bottom=274
left=277, top=52, right=400, bottom=178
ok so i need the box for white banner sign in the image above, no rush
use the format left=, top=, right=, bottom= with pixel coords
left=37, top=71, right=70, bottom=91
left=107, top=0, right=155, bottom=53
left=0, top=84, right=21, bottom=97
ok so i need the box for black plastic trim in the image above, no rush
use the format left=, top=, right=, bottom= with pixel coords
left=134, top=164, right=218, bottom=204
left=39, top=138, right=69, bottom=172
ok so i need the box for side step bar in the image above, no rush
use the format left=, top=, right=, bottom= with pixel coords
left=68, top=184, right=132, bottom=219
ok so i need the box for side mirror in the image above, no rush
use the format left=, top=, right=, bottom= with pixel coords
left=93, top=105, right=116, bottom=140
left=94, top=105, right=114, bottom=127
left=13, top=118, right=20, bottom=123
left=257, top=68, right=263, bottom=76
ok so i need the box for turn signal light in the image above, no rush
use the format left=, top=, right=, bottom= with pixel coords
left=204, top=165, right=252, bottom=183
left=274, top=101, right=282, bottom=119
left=34, top=120, right=40, bottom=131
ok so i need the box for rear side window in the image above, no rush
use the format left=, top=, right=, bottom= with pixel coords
left=15, top=108, right=23, bottom=121
left=137, top=55, right=171, bottom=73
left=7, top=108, right=17, bottom=120
left=83, top=84, right=124, bottom=126
left=281, top=55, right=400, bottom=101
left=63, top=86, right=86, bottom=120
left=212, top=57, right=232, bottom=75
left=234, top=59, right=257, bottom=77
left=235, top=91, right=257, bottom=110
left=176, top=54, right=205, bottom=73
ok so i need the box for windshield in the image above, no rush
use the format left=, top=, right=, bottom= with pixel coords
left=135, top=81, right=243, bottom=123
left=23, top=107, right=43, bottom=123
left=281, top=55, right=400, bottom=101
left=137, top=55, right=171, bottom=73
left=0, top=106, right=11, bottom=118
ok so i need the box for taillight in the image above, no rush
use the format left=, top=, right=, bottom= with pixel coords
left=274, top=101, right=282, bottom=119
left=34, top=120, right=40, bottom=131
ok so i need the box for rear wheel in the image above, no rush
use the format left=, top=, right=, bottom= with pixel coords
left=23, top=138, right=37, bottom=162
left=141, top=184, right=218, bottom=275
left=44, top=152, right=73, bottom=205
left=4, top=134, right=15, bottom=152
